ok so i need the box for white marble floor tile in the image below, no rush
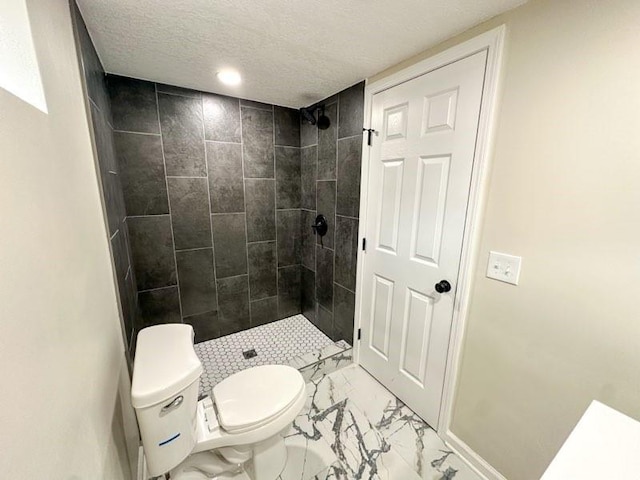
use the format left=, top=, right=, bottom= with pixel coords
left=279, top=432, right=338, bottom=480
left=312, top=398, right=422, bottom=480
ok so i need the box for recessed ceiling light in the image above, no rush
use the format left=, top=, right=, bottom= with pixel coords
left=216, top=69, right=241, bottom=86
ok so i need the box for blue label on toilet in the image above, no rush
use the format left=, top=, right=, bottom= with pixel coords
left=158, top=432, right=180, bottom=446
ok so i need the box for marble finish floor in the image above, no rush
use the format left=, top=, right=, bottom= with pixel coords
left=194, top=314, right=346, bottom=393
left=226, top=364, right=482, bottom=480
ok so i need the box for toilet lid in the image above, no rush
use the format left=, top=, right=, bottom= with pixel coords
left=212, top=365, right=304, bottom=433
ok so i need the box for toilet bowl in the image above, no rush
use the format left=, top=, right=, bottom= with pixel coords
left=131, top=324, right=306, bottom=480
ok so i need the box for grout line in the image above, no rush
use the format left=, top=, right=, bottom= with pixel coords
left=276, top=208, right=301, bottom=212
left=166, top=175, right=207, bottom=179
left=274, top=145, right=300, bottom=149
left=334, top=281, right=356, bottom=295
left=243, top=177, right=276, bottom=181
left=175, top=246, right=212, bottom=253
left=127, top=214, right=170, bottom=218
left=239, top=97, right=253, bottom=319
left=182, top=308, right=217, bottom=320
left=201, top=94, right=220, bottom=318
left=155, top=83, right=184, bottom=322
left=332, top=96, right=339, bottom=328
left=110, top=228, right=120, bottom=241
left=108, top=170, right=117, bottom=175
left=336, top=213, right=359, bottom=221
left=138, top=284, right=178, bottom=294
left=250, top=295, right=278, bottom=304
left=247, top=239, right=276, bottom=245
left=205, top=139, right=242, bottom=146
left=337, top=132, right=364, bottom=141
left=272, top=107, right=280, bottom=316
left=155, top=87, right=201, bottom=99
left=217, top=272, right=249, bottom=282
left=112, top=129, right=162, bottom=137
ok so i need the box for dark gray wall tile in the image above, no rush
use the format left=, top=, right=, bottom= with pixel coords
left=128, top=216, right=176, bottom=290
left=338, top=82, right=365, bottom=139
left=138, top=287, right=181, bottom=327
left=336, top=136, right=363, bottom=217
left=335, top=216, right=359, bottom=292
left=301, top=146, right=317, bottom=210
left=111, top=229, right=129, bottom=284
left=207, top=142, right=244, bottom=213
left=250, top=297, right=278, bottom=327
left=334, top=284, right=355, bottom=345
left=203, top=94, right=241, bottom=142
left=316, top=305, right=334, bottom=339
left=73, top=4, right=111, bottom=121
left=176, top=248, right=216, bottom=317
left=240, top=99, right=273, bottom=110
left=276, top=147, right=301, bottom=209
left=114, top=132, right=169, bottom=215
left=184, top=311, right=218, bottom=343
left=102, top=172, right=126, bottom=236
left=217, top=276, right=250, bottom=335
left=301, top=209, right=316, bottom=271
left=242, top=108, right=274, bottom=178
left=316, top=180, right=336, bottom=249
left=274, top=106, right=300, bottom=147
left=316, top=246, right=334, bottom=312
left=277, top=210, right=301, bottom=267
left=120, top=270, right=137, bottom=345
left=301, top=118, right=318, bottom=147
left=247, top=242, right=277, bottom=300
left=156, top=83, right=202, bottom=98
left=108, top=75, right=159, bottom=134
left=211, top=214, right=248, bottom=278
left=90, top=103, right=117, bottom=174
left=302, top=267, right=316, bottom=323
left=167, top=177, right=211, bottom=250
left=245, top=179, right=275, bottom=242
left=317, top=102, right=337, bottom=180
left=158, top=93, right=206, bottom=176
left=278, top=266, right=301, bottom=318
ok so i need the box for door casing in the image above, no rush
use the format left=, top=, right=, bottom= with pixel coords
left=353, top=25, right=507, bottom=480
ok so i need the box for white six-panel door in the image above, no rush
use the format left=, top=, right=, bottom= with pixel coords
left=360, top=51, right=487, bottom=428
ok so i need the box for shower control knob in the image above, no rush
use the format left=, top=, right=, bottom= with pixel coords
left=435, top=280, right=452, bottom=293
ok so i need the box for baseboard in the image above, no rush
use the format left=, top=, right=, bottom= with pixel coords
left=442, top=430, right=508, bottom=480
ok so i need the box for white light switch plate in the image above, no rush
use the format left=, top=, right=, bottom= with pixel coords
left=486, top=251, right=522, bottom=285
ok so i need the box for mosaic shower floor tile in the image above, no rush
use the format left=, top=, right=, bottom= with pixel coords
left=194, top=314, right=337, bottom=394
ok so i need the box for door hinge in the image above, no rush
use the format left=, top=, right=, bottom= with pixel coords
left=362, top=237, right=367, bottom=251
left=363, top=128, right=377, bottom=146
left=357, top=328, right=362, bottom=341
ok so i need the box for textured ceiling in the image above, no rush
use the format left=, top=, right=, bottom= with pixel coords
left=76, top=0, right=526, bottom=108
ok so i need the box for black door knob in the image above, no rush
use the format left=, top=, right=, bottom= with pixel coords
left=435, top=280, right=452, bottom=293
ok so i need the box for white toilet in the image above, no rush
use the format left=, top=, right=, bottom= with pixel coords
left=131, top=324, right=306, bottom=480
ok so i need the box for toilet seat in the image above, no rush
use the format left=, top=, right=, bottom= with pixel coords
left=213, top=365, right=305, bottom=433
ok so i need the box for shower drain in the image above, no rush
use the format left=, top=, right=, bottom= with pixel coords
left=242, top=348, right=257, bottom=359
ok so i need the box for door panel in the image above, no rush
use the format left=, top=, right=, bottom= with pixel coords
left=360, top=51, right=487, bottom=427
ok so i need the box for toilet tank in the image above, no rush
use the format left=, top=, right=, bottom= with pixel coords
left=131, top=324, right=203, bottom=477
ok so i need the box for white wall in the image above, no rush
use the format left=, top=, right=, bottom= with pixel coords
left=371, top=0, right=640, bottom=479
left=0, top=0, right=134, bottom=478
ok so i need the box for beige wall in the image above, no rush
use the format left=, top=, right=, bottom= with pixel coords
left=373, top=0, right=640, bottom=479
left=0, top=0, right=135, bottom=478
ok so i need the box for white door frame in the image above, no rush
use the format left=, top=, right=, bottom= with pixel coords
left=354, top=25, right=507, bottom=479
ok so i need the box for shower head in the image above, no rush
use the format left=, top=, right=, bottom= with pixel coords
left=300, top=107, right=316, bottom=125
left=300, top=105, right=331, bottom=130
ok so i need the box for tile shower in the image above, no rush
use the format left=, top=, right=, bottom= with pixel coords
left=73, top=3, right=364, bottom=369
